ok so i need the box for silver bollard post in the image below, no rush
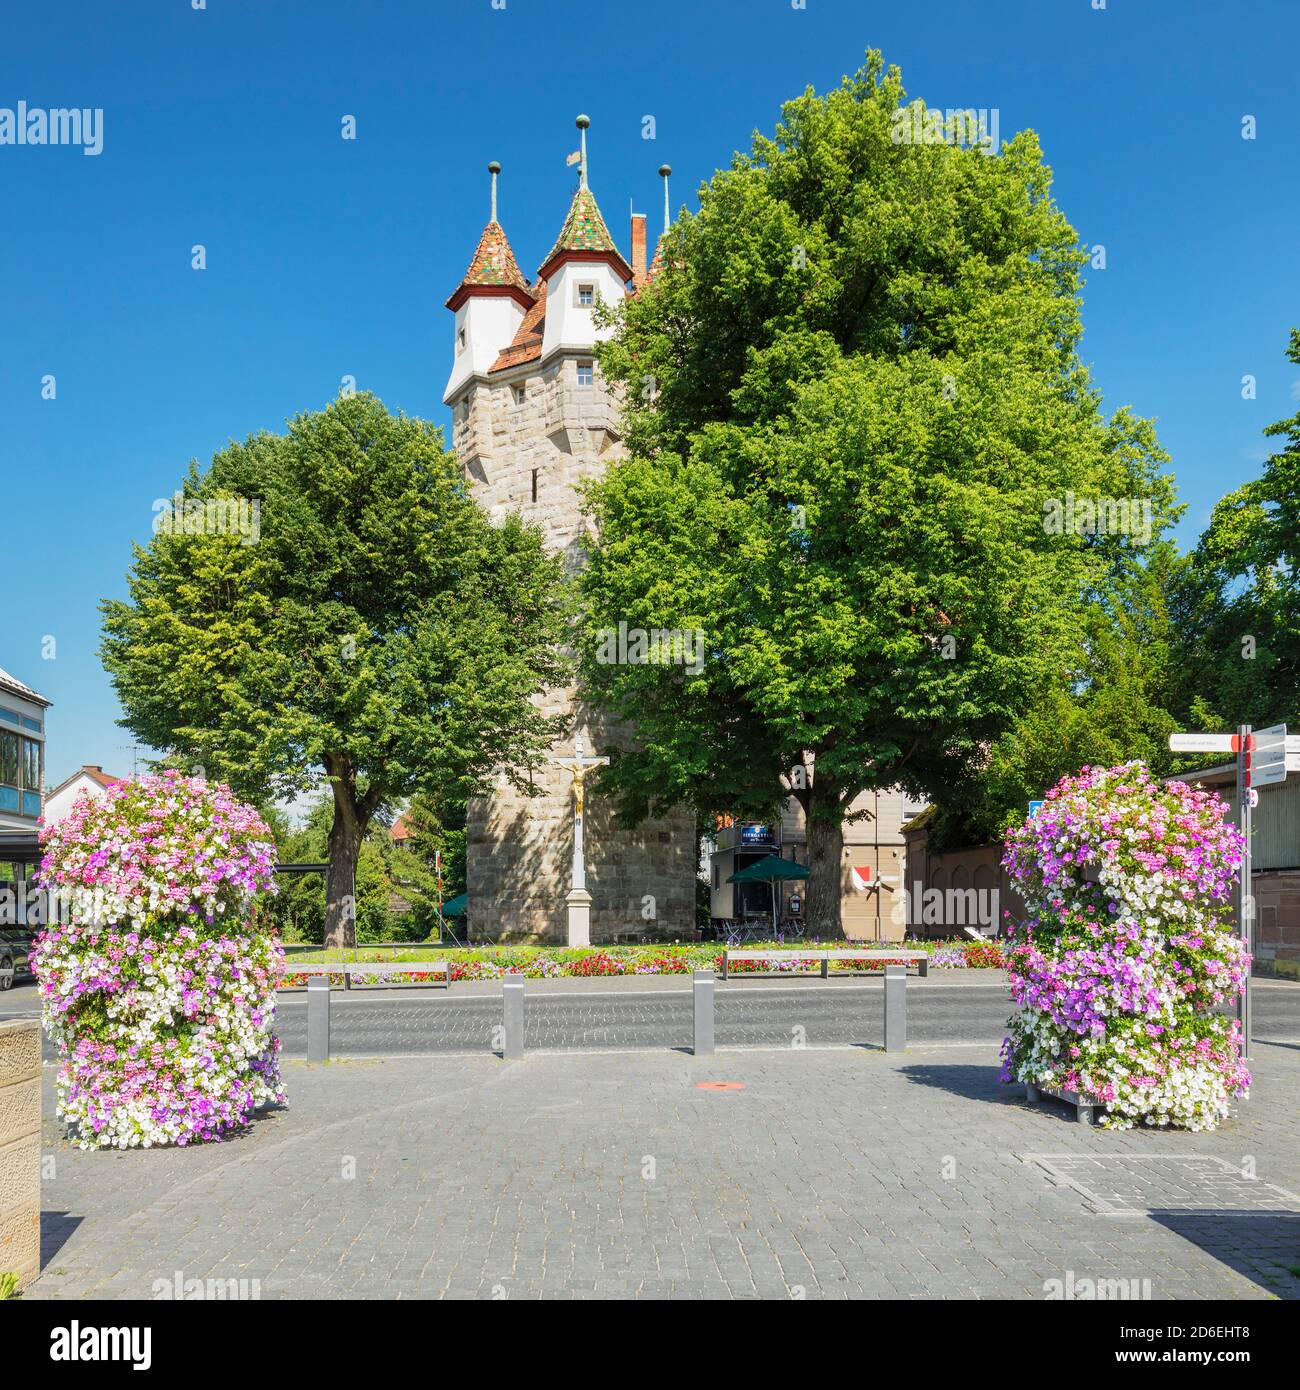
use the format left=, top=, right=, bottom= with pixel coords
left=693, top=969, right=715, bottom=1056
left=884, top=964, right=906, bottom=1053
left=502, top=977, right=525, bottom=1060
left=307, top=974, right=331, bottom=1063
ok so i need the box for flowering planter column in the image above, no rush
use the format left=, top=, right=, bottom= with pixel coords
left=1000, top=763, right=1250, bottom=1132
left=34, top=771, right=284, bottom=1149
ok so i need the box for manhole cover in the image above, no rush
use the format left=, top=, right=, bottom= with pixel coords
left=1021, top=1153, right=1300, bottom=1216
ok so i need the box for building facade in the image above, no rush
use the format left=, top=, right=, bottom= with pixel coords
left=0, top=665, right=51, bottom=935
left=900, top=813, right=1021, bottom=940
left=709, top=789, right=927, bottom=942
left=0, top=666, right=48, bottom=835
left=443, top=138, right=695, bottom=941
left=44, top=764, right=125, bottom=826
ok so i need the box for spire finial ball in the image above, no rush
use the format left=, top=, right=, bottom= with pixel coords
left=487, top=160, right=501, bottom=174
left=576, top=114, right=591, bottom=129
left=659, top=164, right=672, bottom=177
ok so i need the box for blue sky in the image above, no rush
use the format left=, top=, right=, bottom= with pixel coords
left=2, top=0, right=1297, bottom=786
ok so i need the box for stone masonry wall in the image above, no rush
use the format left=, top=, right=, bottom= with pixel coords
left=1253, top=869, right=1300, bottom=967
left=0, top=1019, right=41, bottom=1291
left=455, top=358, right=697, bottom=941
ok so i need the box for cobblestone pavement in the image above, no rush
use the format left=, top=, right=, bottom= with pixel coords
left=27, top=1040, right=1300, bottom=1300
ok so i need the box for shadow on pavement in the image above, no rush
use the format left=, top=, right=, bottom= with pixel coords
left=41, top=1209, right=82, bottom=1267
left=1148, top=1209, right=1300, bottom=1298
left=897, top=1061, right=1041, bottom=1110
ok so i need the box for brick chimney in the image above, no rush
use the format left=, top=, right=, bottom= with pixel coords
left=630, top=212, right=647, bottom=286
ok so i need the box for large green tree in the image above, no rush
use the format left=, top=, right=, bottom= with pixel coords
left=259, top=797, right=447, bottom=944
left=580, top=53, right=1175, bottom=933
left=927, top=540, right=1186, bottom=848
left=1171, top=329, right=1300, bottom=732
left=102, top=393, right=567, bottom=947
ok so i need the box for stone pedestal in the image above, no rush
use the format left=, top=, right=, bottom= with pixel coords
left=566, top=889, right=592, bottom=947
left=0, top=1019, right=41, bottom=1292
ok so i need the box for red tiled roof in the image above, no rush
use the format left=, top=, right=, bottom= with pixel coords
left=537, top=186, right=632, bottom=282
left=47, top=764, right=124, bottom=799
left=644, top=243, right=664, bottom=285
left=390, top=812, right=412, bottom=842
left=445, top=220, right=534, bottom=311
left=489, top=281, right=548, bottom=373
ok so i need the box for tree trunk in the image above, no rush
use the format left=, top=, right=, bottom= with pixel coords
left=323, top=754, right=382, bottom=950
left=325, top=802, right=361, bottom=950
left=805, top=798, right=844, bottom=939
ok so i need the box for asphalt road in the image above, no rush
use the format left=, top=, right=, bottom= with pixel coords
left=267, top=976, right=1300, bottom=1056
left=5, top=975, right=1298, bottom=1058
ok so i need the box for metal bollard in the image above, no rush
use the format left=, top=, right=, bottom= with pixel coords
left=307, top=975, right=331, bottom=1063
left=693, top=969, right=715, bottom=1056
left=502, top=977, right=525, bottom=1060
left=883, top=964, right=906, bottom=1053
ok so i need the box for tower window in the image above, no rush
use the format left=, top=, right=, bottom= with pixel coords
left=577, top=283, right=595, bottom=308
left=457, top=327, right=466, bottom=353
left=531, top=468, right=538, bottom=504
left=577, top=361, right=594, bottom=387
left=514, top=384, right=526, bottom=406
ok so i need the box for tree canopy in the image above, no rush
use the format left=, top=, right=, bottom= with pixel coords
left=102, top=392, right=567, bottom=946
left=581, top=52, right=1176, bottom=932
left=1171, top=329, right=1300, bottom=732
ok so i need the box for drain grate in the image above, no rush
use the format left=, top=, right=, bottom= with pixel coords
left=1020, top=1153, right=1300, bottom=1216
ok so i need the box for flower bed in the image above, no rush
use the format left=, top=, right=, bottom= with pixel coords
left=279, top=937, right=1004, bottom=986
left=34, top=771, right=283, bottom=1149
left=1000, top=762, right=1250, bottom=1131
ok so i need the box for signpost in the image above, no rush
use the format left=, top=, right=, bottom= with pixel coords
left=1166, top=733, right=1242, bottom=755
left=1236, top=725, right=1255, bottom=1060
left=1168, top=724, right=1291, bottom=1063
left=1251, top=722, right=1289, bottom=787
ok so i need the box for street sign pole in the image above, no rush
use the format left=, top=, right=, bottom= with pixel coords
left=1169, top=725, right=1267, bottom=1065
left=1237, top=723, right=1252, bottom=1061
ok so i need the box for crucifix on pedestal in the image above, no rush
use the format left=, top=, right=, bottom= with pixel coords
left=551, top=734, right=609, bottom=946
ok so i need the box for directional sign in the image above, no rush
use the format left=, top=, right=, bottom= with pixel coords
left=1168, top=733, right=1242, bottom=754
left=1028, top=800, right=1044, bottom=818
left=1252, top=723, right=1288, bottom=787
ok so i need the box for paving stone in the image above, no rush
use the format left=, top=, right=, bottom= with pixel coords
left=24, top=1042, right=1300, bottom=1299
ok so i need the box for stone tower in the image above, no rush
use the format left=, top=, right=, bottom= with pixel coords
left=442, top=132, right=695, bottom=943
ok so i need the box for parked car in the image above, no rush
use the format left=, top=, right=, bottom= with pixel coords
left=0, top=927, right=35, bottom=990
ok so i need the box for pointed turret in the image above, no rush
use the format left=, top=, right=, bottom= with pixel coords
left=540, top=116, right=632, bottom=362
left=444, top=162, right=533, bottom=312
left=444, top=220, right=531, bottom=308
left=444, top=162, right=535, bottom=404
left=536, top=184, right=633, bottom=284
